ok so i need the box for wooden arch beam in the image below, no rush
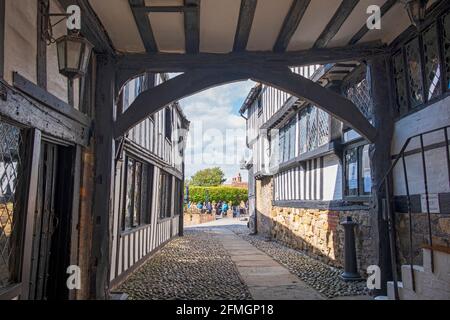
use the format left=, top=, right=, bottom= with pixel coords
left=114, top=67, right=377, bottom=142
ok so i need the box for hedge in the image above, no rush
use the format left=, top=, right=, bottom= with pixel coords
left=187, top=186, right=248, bottom=206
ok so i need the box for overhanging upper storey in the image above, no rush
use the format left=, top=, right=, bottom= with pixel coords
left=85, top=0, right=438, bottom=56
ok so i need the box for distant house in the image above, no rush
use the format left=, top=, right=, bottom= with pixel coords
left=231, top=173, right=248, bottom=189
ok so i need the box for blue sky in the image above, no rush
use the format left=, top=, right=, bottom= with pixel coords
left=178, top=80, right=255, bottom=183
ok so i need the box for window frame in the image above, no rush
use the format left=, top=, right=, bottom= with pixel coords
left=343, top=141, right=372, bottom=201
left=121, top=155, right=154, bottom=232
left=390, top=9, right=450, bottom=119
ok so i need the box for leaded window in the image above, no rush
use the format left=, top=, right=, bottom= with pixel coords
left=405, top=38, right=425, bottom=108
left=345, top=78, right=374, bottom=122
left=299, top=106, right=329, bottom=154
left=393, top=52, right=409, bottom=115
left=443, top=12, right=450, bottom=91
left=279, top=118, right=296, bottom=163
left=344, top=144, right=371, bottom=198
left=423, top=23, right=442, bottom=100
left=0, top=122, right=24, bottom=289
left=123, top=156, right=154, bottom=230
left=159, top=171, right=173, bottom=219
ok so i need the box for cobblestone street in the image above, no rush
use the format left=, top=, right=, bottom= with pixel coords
left=117, top=218, right=369, bottom=300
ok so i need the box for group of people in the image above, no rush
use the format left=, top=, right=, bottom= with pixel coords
left=186, top=200, right=248, bottom=218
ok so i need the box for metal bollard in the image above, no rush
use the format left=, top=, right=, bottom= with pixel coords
left=340, top=216, right=362, bottom=281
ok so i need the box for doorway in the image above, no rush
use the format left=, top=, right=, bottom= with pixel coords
left=29, top=138, right=76, bottom=300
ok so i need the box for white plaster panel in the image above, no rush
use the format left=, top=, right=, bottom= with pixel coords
left=199, top=0, right=241, bottom=53
left=392, top=98, right=450, bottom=196
left=287, top=0, right=343, bottom=51
left=46, top=0, right=68, bottom=103
left=247, top=0, right=293, bottom=51
left=322, top=154, right=342, bottom=201
left=4, top=0, right=38, bottom=84
left=360, top=2, right=410, bottom=45
left=392, top=97, right=450, bottom=154
left=327, top=0, right=387, bottom=48
left=149, top=12, right=186, bottom=53
left=89, top=0, right=145, bottom=53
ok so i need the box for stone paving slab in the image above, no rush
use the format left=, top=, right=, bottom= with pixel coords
left=212, top=228, right=324, bottom=300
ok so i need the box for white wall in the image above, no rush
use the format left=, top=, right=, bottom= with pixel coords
left=4, top=0, right=38, bottom=84
left=322, top=154, right=343, bottom=201
left=392, top=97, right=450, bottom=196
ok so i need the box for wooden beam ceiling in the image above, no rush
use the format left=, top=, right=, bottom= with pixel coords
left=348, top=0, right=397, bottom=45
left=273, top=0, right=311, bottom=53
left=117, top=41, right=387, bottom=72
left=314, top=0, right=360, bottom=48
left=184, top=0, right=200, bottom=54
left=129, top=0, right=158, bottom=53
left=233, top=0, right=258, bottom=52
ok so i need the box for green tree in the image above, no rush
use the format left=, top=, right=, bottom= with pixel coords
left=190, top=167, right=226, bottom=187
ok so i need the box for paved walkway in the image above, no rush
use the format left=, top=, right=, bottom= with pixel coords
left=212, top=227, right=324, bottom=300
left=118, top=218, right=368, bottom=300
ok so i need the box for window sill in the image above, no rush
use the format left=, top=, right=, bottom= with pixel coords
left=121, top=224, right=151, bottom=236
left=273, top=200, right=370, bottom=211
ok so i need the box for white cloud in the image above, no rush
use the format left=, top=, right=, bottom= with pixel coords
left=179, top=80, right=255, bottom=183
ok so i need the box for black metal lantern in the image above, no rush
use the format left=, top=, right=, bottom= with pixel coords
left=56, top=31, right=93, bottom=79
left=404, top=0, right=428, bottom=27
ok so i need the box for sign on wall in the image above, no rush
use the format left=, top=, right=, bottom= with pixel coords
left=421, top=194, right=440, bottom=214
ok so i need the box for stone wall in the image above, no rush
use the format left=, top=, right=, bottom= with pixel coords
left=268, top=207, right=376, bottom=273
left=396, top=213, right=450, bottom=266
left=255, top=177, right=377, bottom=273
left=184, top=213, right=216, bottom=227
left=255, top=177, right=274, bottom=237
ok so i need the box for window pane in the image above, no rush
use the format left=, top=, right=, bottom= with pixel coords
left=405, top=37, right=425, bottom=108
left=0, top=122, right=23, bottom=289
left=423, top=24, right=441, bottom=100
left=393, top=52, right=409, bottom=115
left=124, top=158, right=135, bottom=230
left=443, top=12, right=450, bottom=91
left=133, top=162, right=142, bottom=227
left=361, top=145, right=372, bottom=195
left=345, top=148, right=359, bottom=197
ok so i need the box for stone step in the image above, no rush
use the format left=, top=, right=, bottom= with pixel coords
left=423, top=247, right=450, bottom=282
left=400, top=264, right=424, bottom=290
left=387, top=281, right=403, bottom=300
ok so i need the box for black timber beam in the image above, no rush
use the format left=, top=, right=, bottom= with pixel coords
left=184, top=0, right=200, bottom=54
left=314, top=0, right=360, bottom=48
left=233, top=0, right=258, bottom=52
left=129, top=0, right=158, bottom=53
left=58, top=0, right=115, bottom=55
left=117, top=41, right=387, bottom=72
left=348, top=0, right=397, bottom=45
left=114, top=67, right=377, bottom=143
left=273, top=0, right=311, bottom=53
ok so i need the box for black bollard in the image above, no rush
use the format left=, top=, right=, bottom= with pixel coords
left=340, top=216, right=362, bottom=281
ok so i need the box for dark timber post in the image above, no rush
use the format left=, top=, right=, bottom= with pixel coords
left=367, top=56, right=395, bottom=296
left=90, top=54, right=116, bottom=300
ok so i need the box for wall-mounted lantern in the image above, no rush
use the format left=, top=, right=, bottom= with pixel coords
left=55, top=31, right=93, bottom=80
left=403, top=0, right=428, bottom=28
left=43, top=5, right=92, bottom=80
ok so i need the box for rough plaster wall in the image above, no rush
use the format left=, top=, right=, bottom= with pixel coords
left=392, top=97, right=450, bottom=196
left=46, top=0, right=68, bottom=103
left=322, top=154, right=343, bottom=201
left=4, top=0, right=37, bottom=85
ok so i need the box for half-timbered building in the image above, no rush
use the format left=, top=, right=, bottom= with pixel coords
left=241, top=1, right=450, bottom=300
left=0, top=0, right=449, bottom=300
left=0, top=0, right=188, bottom=300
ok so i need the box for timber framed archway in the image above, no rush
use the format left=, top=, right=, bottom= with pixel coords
left=53, top=0, right=442, bottom=299
left=113, top=65, right=377, bottom=142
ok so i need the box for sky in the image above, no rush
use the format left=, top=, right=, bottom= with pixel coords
left=178, top=80, right=255, bottom=183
